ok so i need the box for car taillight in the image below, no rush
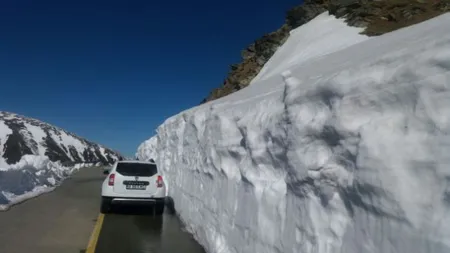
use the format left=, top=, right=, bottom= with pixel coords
left=108, top=173, right=115, bottom=186
left=156, top=175, right=164, bottom=188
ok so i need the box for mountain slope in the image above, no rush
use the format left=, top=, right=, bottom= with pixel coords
left=0, top=111, right=121, bottom=166
left=202, top=0, right=450, bottom=103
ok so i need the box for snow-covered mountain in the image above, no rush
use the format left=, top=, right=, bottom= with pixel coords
left=0, top=111, right=123, bottom=210
left=0, top=111, right=122, bottom=166
left=138, top=11, right=450, bottom=253
left=202, top=0, right=450, bottom=103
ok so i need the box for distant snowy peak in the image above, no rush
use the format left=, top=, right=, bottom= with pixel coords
left=0, top=111, right=122, bottom=166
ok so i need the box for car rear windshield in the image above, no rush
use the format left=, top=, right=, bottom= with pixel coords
left=115, top=162, right=158, bottom=177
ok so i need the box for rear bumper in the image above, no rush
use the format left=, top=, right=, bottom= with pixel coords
left=101, top=183, right=166, bottom=199
left=108, top=197, right=165, bottom=206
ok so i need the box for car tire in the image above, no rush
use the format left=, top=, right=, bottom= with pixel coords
left=154, top=202, right=165, bottom=215
left=100, top=197, right=112, bottom=214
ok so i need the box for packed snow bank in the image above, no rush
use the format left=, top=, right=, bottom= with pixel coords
left=138, top=13, right=450, bottom=253
left=136, top=137, right=171, bottom=196
left=136, top=136, right=158, bottom=161
left=0, top=155, right=97, bottom=211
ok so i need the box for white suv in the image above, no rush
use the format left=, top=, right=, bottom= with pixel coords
left=100, top=160, right=166, bottom=214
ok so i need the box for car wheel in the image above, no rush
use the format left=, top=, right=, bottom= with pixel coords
left=154, top=202, right=165, bottom=215
left=100, top=197, right=112, bottom=214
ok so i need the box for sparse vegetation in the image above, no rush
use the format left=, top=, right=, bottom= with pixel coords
left=363, top=0, right=450, bottom=35
left=201, top=0, right=450, bottom=103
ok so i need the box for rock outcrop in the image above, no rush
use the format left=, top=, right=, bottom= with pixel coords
left=201, top=0, right=450, bottom=103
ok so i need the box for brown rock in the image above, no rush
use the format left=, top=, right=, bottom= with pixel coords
left=286, top=1, right=327, bottom=29
left=241, top=45, right=255, bottom=60
left=201, top=0, right=450, bottom=103
left=329, top=0, right=361, bottom=15
left=335, top=7, right=348, bottom=18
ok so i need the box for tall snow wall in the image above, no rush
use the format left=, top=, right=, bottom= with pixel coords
left=138, top=13, right=450, bottom=253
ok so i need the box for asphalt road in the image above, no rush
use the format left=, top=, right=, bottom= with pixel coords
left=95, top=207, right=206, bottom=253
left=0, top=166, right=206, bottom=253
left=0, top=166, right=104, bottom=253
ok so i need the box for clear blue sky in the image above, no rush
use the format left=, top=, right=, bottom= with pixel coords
left=0, top=0, right=301, bottom=157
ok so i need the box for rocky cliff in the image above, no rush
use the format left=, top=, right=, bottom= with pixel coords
left=201, top=0, right=449, bottom=103
left=0, top=111, right=122, bottom=166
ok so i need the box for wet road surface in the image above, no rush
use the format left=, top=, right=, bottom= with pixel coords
left=95, top=206, right=206, bottom=253
left=0, top=166, right=206, bottom=253
left=0, top=166, right=104, bottom=253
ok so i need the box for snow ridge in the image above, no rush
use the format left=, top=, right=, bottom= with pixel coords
left=251, top=13, right=368, bottom=84
left=0, top=155, right=99, bottom=211
left=0, top=111, right=120, bottom=210
left=136, top=136, right=158, bottom=161
left=138, top=13, right=450, bottom=253
left=0, top=111, right=121, bottom=166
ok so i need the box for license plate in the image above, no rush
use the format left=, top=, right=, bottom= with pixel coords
left=126, top=185, right=146, bottom=190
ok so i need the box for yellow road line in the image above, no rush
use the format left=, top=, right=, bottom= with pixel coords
left=85, top=213, right=105, bottom=253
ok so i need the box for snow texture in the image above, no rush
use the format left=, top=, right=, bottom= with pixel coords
left=23, top=123, right=47, bottom=156
left=136, top=136, right=158, bottom=162
left=138, top=13, right=450, bottom=253
left=137, top=136, right=170, bottom=197
left=0, top=121, right=12, bottom=157
left=0, top=155, right=96, bottom=211
left=251, top=12, right=369, bottom=84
